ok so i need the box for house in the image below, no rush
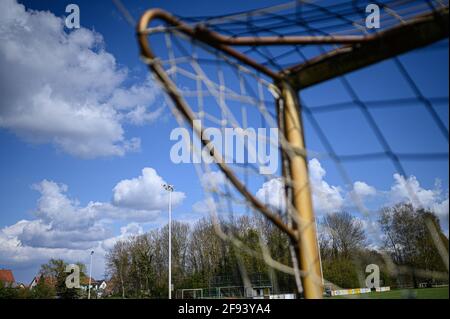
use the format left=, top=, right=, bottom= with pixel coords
left=80, top=277, right=109, bottom=297
left=95, top=280, right=108, bottom=297
left=0, top=269, right=15, bottom=287
left=80, top=276, right=95, bottom=289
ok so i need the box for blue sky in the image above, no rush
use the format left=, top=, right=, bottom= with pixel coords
left=0, top=0, right=448, bottom=284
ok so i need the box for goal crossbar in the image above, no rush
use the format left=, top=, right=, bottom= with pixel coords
left=137, top=7, right=448, bottom=86
left=287, top=7, right=449, bottom=89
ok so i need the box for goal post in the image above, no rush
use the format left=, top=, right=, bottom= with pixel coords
left=180, top=288, right=203, bottom=299
left=280, top=81, right=323, bottom=298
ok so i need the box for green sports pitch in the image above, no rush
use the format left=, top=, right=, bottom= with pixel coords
left=329, top=287, right=448, bottom=299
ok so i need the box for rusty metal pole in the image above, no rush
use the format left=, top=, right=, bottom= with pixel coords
left=281, top=82, right=323, bottom=299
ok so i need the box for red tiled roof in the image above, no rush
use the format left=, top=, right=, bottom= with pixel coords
left=80, top=277, right=95, bottom=285
left=0, top=269, right=15, bottom=284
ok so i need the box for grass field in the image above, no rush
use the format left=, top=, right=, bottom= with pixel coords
left=329, top=287, right=448, bottom=299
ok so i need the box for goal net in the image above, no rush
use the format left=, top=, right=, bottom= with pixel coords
left=136, top=0, right=449, bottom=298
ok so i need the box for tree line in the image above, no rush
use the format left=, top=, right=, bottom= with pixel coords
left=105, top=202, right=448, bottom=298
left=105, top=215, right=297, bottom=298
left=1, top=202, right=447, bottom=299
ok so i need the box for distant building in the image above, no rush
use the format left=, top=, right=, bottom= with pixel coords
left=99, top=281, right=107, bottom=290
left=93, top=280, right=107, bottom=292
left=80, top=276, right=96, bottom=291
left=79, top=277, right=109, bottom=298
left=93, top=279, right=108, bottom=297
left=0, top=269, right=15, bottom=288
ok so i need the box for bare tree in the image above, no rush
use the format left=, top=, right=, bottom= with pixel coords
left=322, top=211, right=366, bottom=258
left=106, top=240, right=129, bottom=298
left=379, top=203, right=448, bottom=287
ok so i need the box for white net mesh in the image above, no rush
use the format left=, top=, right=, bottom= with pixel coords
left=135, top=0, right=449, bottom=298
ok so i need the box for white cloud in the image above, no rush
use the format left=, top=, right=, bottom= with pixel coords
left=112, top=167, right=185, bottom=211
left=3, top=219, right=110, bottom=250
left=0, top=166, right=181, bottom=278
left=254, top=159, right=344, bottom=215
left=0, top=223, right=115, bottom=281
left=109, top=77, right=164, bottom=125
left=308, top=158, right=344, bottom=214
left=389, top=174, right=440, bottom=207
left=433, top=198, right=449, bottom=223
left=359, top=218, right=384, bottom=249
left=125, top=105, right=164, bottom=125
left=0, top=233, right=93, bottom=268
left=101, top=223, right=144, bottom=251
left=109, top=78, right=158, bottom=111
left=32, top=180, right=96, bottom=231
left=256, top=178, right=285, bottom=211
left=352, top=181, right=377, bottom=198
left=254, top=160, right=448, bottom=231
left=86, top=202, right=160, bottom=223
left=344, top=181, right=377, bottom=211
left=388, top=174, right=449, bottom=227
left=0, top=0, right=161, bottom=158
left=192, top=197, right=217, bottom=214
left=200, top=171, right=226, bottom=191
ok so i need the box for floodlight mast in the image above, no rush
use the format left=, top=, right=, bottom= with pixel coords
left=88, top=250, right=94, bottom=299
left=162, top=183, right=174, bottom=299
